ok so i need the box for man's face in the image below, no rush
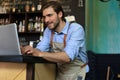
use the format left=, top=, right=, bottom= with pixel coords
left=43, top=7, right=61, bottom=30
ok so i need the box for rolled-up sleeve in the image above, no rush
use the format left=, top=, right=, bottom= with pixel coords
left=36, top=28, right=51, bottom=52
left=64, top=24, right=85, bottom=60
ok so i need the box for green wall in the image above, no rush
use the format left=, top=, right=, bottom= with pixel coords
left=86, top=0, right=120, bottom=53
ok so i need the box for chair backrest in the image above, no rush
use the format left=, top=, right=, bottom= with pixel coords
left=106, top=66, right=115, bottom=80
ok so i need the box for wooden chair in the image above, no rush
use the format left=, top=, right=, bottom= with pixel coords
left=106, top=66, right=115, bottom=80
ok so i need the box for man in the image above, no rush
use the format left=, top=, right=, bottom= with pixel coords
left=21, top=1, right=88, bottom=80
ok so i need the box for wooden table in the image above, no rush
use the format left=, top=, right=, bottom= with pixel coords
left=0, top=55, right=56, bottom=80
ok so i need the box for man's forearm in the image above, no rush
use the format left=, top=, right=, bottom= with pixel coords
left=40, top=51, right=71, bottom=63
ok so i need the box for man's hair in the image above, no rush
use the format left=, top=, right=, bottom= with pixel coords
left=41, top=1, right=65, bottom=21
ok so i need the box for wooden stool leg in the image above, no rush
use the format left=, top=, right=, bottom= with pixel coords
left=106, top=66, right=110, bottom=80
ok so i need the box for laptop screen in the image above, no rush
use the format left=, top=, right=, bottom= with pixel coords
left=0, top=23, right=21, bottom=55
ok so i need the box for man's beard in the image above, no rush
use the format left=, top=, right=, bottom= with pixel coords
left=46, top=20, right=60, bottom=31
left=52, top=22, right=59, bottom=31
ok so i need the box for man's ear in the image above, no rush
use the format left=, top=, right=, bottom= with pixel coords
left=58, top=11, right=63, bottom=18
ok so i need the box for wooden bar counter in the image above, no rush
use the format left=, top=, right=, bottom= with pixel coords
left=0, top=55, right=56, bottom=80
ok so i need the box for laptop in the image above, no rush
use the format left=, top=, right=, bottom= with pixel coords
left=0, top=23, right=22, bottom=55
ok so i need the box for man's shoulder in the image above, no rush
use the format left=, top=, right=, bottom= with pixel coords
left=69, top=22, right=84, bottom=30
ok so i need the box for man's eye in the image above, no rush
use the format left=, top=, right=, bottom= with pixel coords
left=48, top=14, right=53, bottom=17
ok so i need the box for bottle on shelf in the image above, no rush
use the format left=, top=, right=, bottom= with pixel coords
left=18, top=21, right=22, bottom=32
left=37, top=1, right=42, bottom=11
left=12, top=5, right=16, bottom=13
left=25, top=1, right=30, bottom=12
left=22, top=20, right=25, bottom=32
left=15, top=20, right=19, bottom=31
left=17, top=0, right=23, bottom=13
left=40, top=18, right=44, bottom=41
left=0, top=5, right=2, bottom=13
left=18, top=4, right=22, bottom=13
left=40, top=18, right=44, bottom=32
left=5, top=18, right=10, bottom=24
left=34, top=16, right=41, bottom=32
left=0, top=19, right=4, bottom=25
left=1, top=3, right=7, bottom=13
left=28, top=19, right=34, bottom=32
left=31, top=3, right=36, bottom=12
left=12, top=0, right=16, bottom=13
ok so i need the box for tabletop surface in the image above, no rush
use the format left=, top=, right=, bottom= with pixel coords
left=0, top=55, right=54, bottom=63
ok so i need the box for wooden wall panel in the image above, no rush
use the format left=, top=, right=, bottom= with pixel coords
left=35, top=63, right=56, bottom=80
left=0, top=62, right=26, bottom=80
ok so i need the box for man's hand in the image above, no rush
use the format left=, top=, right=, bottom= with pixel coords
left=20, top=45, right=34, bottom=54
left=20, top=45, right=42, bottom=56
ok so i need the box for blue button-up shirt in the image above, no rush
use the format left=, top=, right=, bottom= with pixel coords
left=36, top=21, right=88, bottom=63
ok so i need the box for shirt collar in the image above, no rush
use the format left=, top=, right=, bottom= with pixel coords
left=52, top=21, right=70, bottom=34
left=60, top=21, right=70, bottom=34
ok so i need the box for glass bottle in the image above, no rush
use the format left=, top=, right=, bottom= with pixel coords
left=25, top=1, right=30, bottom=12
left=31, top=3, right=36, bottom=12
left=12, top=5, right=16, bottom=12
left=40, top=18, right=44, bottom=41
left=19, top=21, right=22, bottom=32
left=5, top=18, right=9, bottom=24
left=28, top=19, right=34, bottom=32
left=22, top=20, right=25, bottom=32
left=37, top=1, right=42, bottom=11
left=34, top=16, right=41, bottom=32
left=12, top=0, right=16, bottom=12
left=40, top=18, right=44, bottom=32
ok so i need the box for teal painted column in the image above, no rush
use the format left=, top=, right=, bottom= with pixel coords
left=86, top=0, right=120, bottom=53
